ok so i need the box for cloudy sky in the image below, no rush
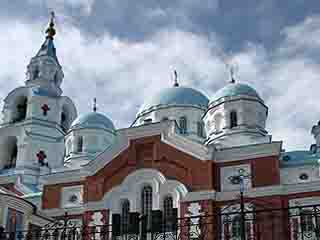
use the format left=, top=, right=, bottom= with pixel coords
left=1, top=0, right=320, bottom=151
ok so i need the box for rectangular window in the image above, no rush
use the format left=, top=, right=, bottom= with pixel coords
left=197, top=122, right=205, bottom=138
left=6, top=208, right=24, bottom=232
left=179, top=117, right=187, bottom=134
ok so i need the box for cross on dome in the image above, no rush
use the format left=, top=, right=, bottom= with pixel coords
left=46, top=11, right=56, bottom=39
left=230, top=65, right=236, bottom=84
left=173, top=70, right=179, bottom=87
left=93, top=98, right=97, bottom=112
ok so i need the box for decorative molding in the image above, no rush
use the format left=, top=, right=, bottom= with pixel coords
left=214, top=141, right=282, bottom=162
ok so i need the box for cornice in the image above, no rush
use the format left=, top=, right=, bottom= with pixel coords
left=213, top=141, right=282, bottom=162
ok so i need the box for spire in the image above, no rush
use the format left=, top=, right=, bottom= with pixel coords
left=93, top=98, right=97, bottom=112
left=173, top=70, right=179, bottom=87
left=34, top=11, right=59, bottom=65
left=25, top=11, right=63, bottom=96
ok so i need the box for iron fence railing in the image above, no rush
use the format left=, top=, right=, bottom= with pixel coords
left=1, top=204, right=320, bottom=240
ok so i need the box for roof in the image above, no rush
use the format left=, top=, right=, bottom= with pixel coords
left=210, top=83, right=261, bottom=104
left=280, top=151, right=320, bottom=168
left=70, top=112, right=115, bottom=131
left=138, top=86, right=209, bottom=115
left=34, top=37, right=60, bottom=66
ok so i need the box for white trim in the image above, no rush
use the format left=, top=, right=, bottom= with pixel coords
left=182, top=181, right=320, bottom=202
left=213, top=141, right=282, bottom=162
left=41, top=121, right=212, bottom=185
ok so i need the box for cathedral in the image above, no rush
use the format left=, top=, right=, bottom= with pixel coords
left=1, top=15, right=320, bottom=240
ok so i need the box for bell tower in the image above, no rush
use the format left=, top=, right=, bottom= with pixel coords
left=25, top=12, right=63, bottom=97
left=0, top=13, right=77, bottom=187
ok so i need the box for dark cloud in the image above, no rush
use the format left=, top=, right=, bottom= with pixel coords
left=1, top=0, right=319, bottom=51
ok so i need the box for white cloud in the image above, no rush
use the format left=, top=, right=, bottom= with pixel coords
left=1, top=15, right=320, bottom=151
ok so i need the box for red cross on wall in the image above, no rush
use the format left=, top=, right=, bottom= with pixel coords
left=36, top=150, right=47, bottom=166
left=41, top=104, right=50, bottom=116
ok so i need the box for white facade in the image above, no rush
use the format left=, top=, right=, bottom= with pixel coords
left=133, top=106, right=206, bottom=142
left=204, top=86, right=271, bottom=149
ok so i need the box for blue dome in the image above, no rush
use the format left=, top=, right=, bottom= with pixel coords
left=70, top=112, right=115, bottom=131
left=138, top=86, right=209, bottom=115
left=210, top=83, right=261, bottom=103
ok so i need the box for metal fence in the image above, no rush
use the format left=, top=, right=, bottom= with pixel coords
left=1, top=204, right=320, bottom=240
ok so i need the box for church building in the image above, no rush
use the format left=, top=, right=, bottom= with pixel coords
left=0, top=14, right=320, bottom=240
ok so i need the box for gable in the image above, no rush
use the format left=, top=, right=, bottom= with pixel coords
left=85, top=135, right=214, bottom=202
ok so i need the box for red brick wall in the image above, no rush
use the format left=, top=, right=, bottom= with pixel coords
left=216, top=155, right=280, bottom=191
left=83, top=135, right=215, bottom=204
left=42, top=135, right=281, bottom=210
left=42, top=181, right=84, bottom=209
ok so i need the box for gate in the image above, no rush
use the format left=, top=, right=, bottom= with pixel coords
left=1, top=204, right=320, bottom=240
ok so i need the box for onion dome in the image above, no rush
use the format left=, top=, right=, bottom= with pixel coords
left=70, top=112, right=115, bottom=132
left=210, top=83, right=262, bottom=105
left=138, top=86, right=209, bottom=117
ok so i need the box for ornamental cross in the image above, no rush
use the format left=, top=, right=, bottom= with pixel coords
left=41, top=104, right=50, bottom=116
left=37, top=150, right=47, bottom=166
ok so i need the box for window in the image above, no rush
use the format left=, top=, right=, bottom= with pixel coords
left=121, top=200, right=130, bottom=234
left=299, top=173, right=309, bottom=181
left=163, top=195, right=174, bottom=231
left=33, top=68, right=39, bottom=79
left=230, top=111, right=238, bottom=128
left=6, top=208, right=24, bottom=232
left=3, top=137, right=18, bottom=170
left=179, top=117, right=187, bottom=134
left=13, top=98, right=27, bottom=123
left=61, top=112, right=67, bottom=132
left=231, top=215, right=241, bottom=238
left=197, top=121, right=205, bottom=138
left=141, top=186, right=152, bottom=216
left=53, top=72, right=59, bottom=84
left=301, top=211, right=314, bottom=232
left=163, top=195, right=173, bottom=220
left=77, top=136, right=83, bottom=153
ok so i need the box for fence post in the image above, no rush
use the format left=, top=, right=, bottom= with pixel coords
left=240, top=190, right=246, bottom=240
left=0, top=226, right=5, bottom=240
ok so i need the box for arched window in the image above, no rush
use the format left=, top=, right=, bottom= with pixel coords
left=1, top=137, right=18, bottom=170
left=13, top=97, right=27, bottom=123
left=230, top=111, right=238, bottom=128
left=301, top=210, right=314, bottom=232
left=9, top=144, right=18, bottom=169
left=141, top=186, right=152, bottom=216
left=33, top=68, right=39, bottom=79
left=61, top=112, right=67, bottom=132
left=77, top=136, right=83, bottom=153
left=231, top=215, right=241, bottom=238
left=53, top=72, right=59, bottom=85
left=197, top=121, right=205, bottom=138
left=121, top=200, right=130, bottom=234
left=179, top=117, right=187, bottom=134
